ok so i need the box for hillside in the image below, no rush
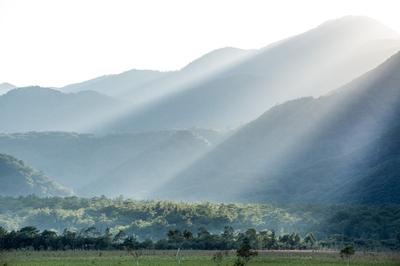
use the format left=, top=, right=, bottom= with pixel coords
left=156, top=50, right=400, bottom=204
left=0, top=153, right=72, bottom=197
left=0, top=82, right=16, bottom=95
left=98, top=16, right=400, bottom=132
left=0, top=87, right=121, bottom=132
left=0, top=196, right=398, bottom=245
left=61, top=47, right=251, bottom=104
left=62, top=69, right=168, bottom=102
left=3, top=18, right=399, bottom=133
left=0, top=130, right=224, bottom=196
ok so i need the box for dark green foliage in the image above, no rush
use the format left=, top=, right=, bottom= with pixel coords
left=341, top=245, right=355, bottom=266
left=0, top=197, right=399, bottom=250
left=0, top=226, right=326, bottom=251
left=234, top=237, right=258, bottom=266
left=340, top=245, right=355, bottom=258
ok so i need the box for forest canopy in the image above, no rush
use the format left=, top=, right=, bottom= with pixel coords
left=0, top=196, right=399, bottom=249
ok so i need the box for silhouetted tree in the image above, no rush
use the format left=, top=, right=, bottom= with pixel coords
left=234, top=237, right=258, bottom=266
left=340, top=245, right=355, bottom=266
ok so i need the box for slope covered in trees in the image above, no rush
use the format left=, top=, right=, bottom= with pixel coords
left=0, top=154, right=72, bottom=197
left=0, top=130, right=223, bottom=196
left=0, top=196, right=398, bottom=249
left=158, top=50, right=400, bottom=204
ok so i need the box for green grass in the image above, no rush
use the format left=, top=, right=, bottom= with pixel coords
left=1, top=250, right=399, bottom=266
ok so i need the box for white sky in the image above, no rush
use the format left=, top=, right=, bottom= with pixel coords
left=1, top=0, right=400, bottom=87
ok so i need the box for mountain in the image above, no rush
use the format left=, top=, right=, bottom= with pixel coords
left=0, top=153, right=72, bottom=197
left=61, top=47, right=251, bottom=104
left=0, top=130, right=223, bottom=196
left=156, top=50, right=400, bottom=204
left=97, top=16, right=400, bottom=132
left=0, top=86, right=121, bottom=132
left=62, top=69, right=168, bottom=101
left=0, top=82, right=16, bottom=95
left=4, top=17, right=398, bottom=133
left=80, top=130, right=222, bottom=198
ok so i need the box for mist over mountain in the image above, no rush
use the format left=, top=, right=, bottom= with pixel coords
left=97, top=16, right=400, bottom=132
left=1, top=16, right=400, bottom=206
left=62, top=69, right=168, bottom=102
left=0, top=130, right=223, bottom=196
left=156, top=50, right=400, bottom=204
left=2, top=17, right=399, bottom=134
left=62, top=47, right=251, bottom=104
left=0, top=82, right=16, bottom=95
left=80, top=130, right=223, bottom=197
left=0, top=87, right=121, bottom=132
left=0, top=153, right=72, bottom=197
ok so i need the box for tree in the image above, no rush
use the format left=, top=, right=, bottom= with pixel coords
left=113, top=230, right=127, bottom=245
left=212, top=251, right=228, bottom=266
left=0, top=227, right=6, bottom=250
left=17, top=226, right=40, bottom=249
left=128, top=249, right=142, bottom=266
left=234, top=237, right=258, bottom=266
left=39, top=230, right=57, bottom=250
left=340, top=245, right=355, bottom=266
left=304, top=233, right=316, bottom=249
left=182, top=229, right=193, bottom=241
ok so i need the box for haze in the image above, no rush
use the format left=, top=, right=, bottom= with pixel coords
left=1, top=0, right=400, bottom=87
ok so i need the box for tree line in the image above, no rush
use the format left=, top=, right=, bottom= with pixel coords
left=1, top=196, right=399, bottom=250
left=0, top=225, right=319, bottom=251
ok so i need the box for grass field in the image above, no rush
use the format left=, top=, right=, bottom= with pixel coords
left=1, top=250, right=399, bottom=266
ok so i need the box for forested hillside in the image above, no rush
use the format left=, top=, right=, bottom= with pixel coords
left=0, top=154, right=72, bottom=197
left=0, top=196, right=398, bottom=249
left=0, top=130, right=223, bottom=196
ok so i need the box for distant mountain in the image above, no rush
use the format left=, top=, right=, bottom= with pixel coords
left=0, top=153, right=72, bottom=197
left=62, top=69, right=168, bottom=102
left=61, top=47, right=251, bottom=104
left=156, top=50, right=400, bottom=204
left=80, top=130, right=222, bottom=197
left=0, top=82, right=16, bottom=95
left=98, top=16, right=400, bottom=132
left=0, top=130, right=223, bottom=196
left=4, top=17, right=399, bottom=133
left=0, top=86, right=121, bottom=132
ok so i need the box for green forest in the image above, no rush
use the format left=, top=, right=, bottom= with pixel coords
left=0, top=196, right=399, bottom=250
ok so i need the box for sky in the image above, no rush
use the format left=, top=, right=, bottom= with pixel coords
left=1, top=0, right=400, bottom=87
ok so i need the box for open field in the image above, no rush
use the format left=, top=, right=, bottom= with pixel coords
left=1, top=250, right=399, bottom=266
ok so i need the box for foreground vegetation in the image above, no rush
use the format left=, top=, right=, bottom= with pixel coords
left=0, top=226, right=320, bottom=250
left=0, top=250, right=399, bottom=266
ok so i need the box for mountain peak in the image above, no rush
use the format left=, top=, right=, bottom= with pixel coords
left=4, top=86, right=62, bottom=97
left=316, top=16, right=398, bottom=38
left=0, top=82, right=16, bottom=95
left=181, top=47, right=251, bottom=72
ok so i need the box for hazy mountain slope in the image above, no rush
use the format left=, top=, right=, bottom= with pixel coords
left=81, top=130, right=220, bottom=198
left=61, top=47, right=250, bottom=104
left=62, top=69, right=168, bottom=101
left=156, top=51, right=400, bottom=204
left=0, top=87, right=121, bottom=132
left=100, top=16, right=400, bottom=132
left=0, top=153, right=72, bottom=197
left=0, top=82, right=16, bottom=95
left=0, top=130, right=223, bottom=194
